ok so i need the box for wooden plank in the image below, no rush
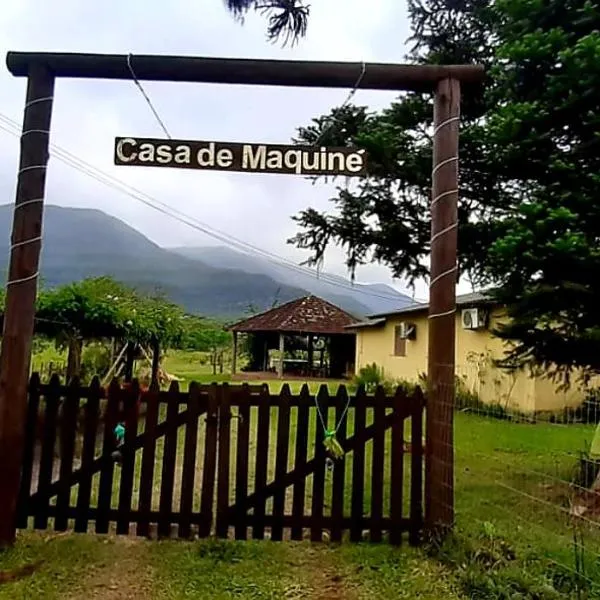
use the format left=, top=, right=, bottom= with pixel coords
left=369, top=386, right=387, bottom=543
left=116, top=380, right=140, bottom=535
left=198, top=384, right=219, bottom=537
left=252, top=386, right=270, bottom=540
left=410, top=389, right=425, bottom=546
left=95, top=379, right=121, bottom=534
left=216, top=384, right=232, bottom=538
left=330, top=385, right=349, bottom=543
left=179, top=382, right=200, bottom=539
left=54, top=377, right=81, bottom=531
left=271, top=384, right=291, bottom=541
left=389, top=388, right=406, bottom=545
left=290, top=384, right=310, bottom=541
left=158, top=381, right=180, bottom=538
left=33, top=504, right=413, bottom=533
left=16, top=373, right=41, bottom=528
left=310, top=385, right=329, bottom=542
left=234, top=385, right=251, bottom=540
left=350, top=386, right=367, bottom=542
left=74, top=377, right=101, bottom=533
left=33, top=374, right=61, bottom=530
left=7, top=52, right=485, bottom=92
left=136, top=385, right=160, bottom=537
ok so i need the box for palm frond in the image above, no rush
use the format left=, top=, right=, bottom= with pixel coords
left=224, top=0, right=310, bottom=45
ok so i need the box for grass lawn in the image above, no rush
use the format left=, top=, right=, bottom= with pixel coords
left=4, top=347, right=598, bottom=598
left=0, top=533, right=461, bottom=599
left=2, top=411, right=599, bottom=598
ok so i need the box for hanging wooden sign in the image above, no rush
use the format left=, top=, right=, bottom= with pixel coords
left=113, top=136, right=367, bottom=176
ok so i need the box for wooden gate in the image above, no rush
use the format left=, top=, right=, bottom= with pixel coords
left=17, top=375, right=425, bottom=544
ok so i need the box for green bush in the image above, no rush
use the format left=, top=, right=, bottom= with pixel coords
left=354, top=363, right=386, bottom=393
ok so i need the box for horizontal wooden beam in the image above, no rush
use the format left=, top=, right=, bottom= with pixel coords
left=6, top=51, right=485, bottom=91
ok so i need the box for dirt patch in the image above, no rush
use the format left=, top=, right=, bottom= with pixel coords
left=290, top=546, right=358, bottom=600
left=0, top=560, right=44, bottom=585
left=65, top=538, right=154, bottom=600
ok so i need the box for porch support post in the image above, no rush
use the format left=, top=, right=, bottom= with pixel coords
left=232, top=331, right=238, bottom=375
left=277, top=333, right=284, bottom=378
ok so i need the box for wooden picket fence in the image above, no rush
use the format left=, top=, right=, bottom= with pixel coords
left=17, top=374, right=425, bottom=544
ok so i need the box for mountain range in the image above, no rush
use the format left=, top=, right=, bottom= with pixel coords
left=0, top=204, right=413, bottom=319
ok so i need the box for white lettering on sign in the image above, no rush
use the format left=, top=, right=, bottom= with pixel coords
left=114, top=137, right=367, bottom=177
left=242, top=145, right=266, bottom=170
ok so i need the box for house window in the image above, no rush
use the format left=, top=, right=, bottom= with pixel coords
left=394, top=326, right=407, bottom=357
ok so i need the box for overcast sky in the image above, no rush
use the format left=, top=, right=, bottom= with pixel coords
left=0, top=0, right=469, bottom=301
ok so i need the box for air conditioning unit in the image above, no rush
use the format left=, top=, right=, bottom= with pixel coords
left=398, top=322, right=417, bottom=340
left=461, top=308, right=487, bottom=330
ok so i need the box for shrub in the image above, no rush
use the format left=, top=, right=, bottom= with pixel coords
left=354, top=363, right=386, bottom=393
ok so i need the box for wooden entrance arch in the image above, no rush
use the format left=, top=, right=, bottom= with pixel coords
left=0, top=51, right=484, bottom=545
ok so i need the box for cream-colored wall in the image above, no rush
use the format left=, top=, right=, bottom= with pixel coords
left=355, top=307, right=587, bottom=413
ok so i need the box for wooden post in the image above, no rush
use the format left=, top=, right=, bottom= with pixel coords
left=426, top=77, right=460, bottom=533
left=307, top=335, right=314, bottom=377
left=150, top=337, right=160, bottom=388
left=232, top=331, right=238, bottom=375
left=277, top=333, right=284, bottom=378
left=124, top=341, right=135, bottom=383
left=0, top=63, right=55, bottom=547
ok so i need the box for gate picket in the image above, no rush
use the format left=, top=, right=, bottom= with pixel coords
left=271, top=384, right=291, bottom=541
left=179, top=382, right=201, bottom=539
left=350, top=386, right=367, bottom=542
left=234, top=385, right=251, bottom=540
left=136, top=384, right=159, bottom=537
left=74, top=377, right=101, bottom=533
left=252, top=386, right=270, bottom=540
left=310, top=385, right=329, bottom=542
left=216, top=384, right=232, bottom=538
left=370, top=386, right=387, bottom=542
left=389, top=388, right=406, bottom=545
left=16, top=373, right=41, bottom=528
left=290, top=384, right=310, bottom=541
left=158, top=381, right=180, bottom=538
left=330, top=385, right=348, bottom=543
left=55, top=377, right=81, bottom=531
left=116, top=381, right=140, bottom=535
left=198, top=384, right=219, bottom=537
left=95, top=379, right=120, bottom=534
left=34, top=374, right=61, bottom=530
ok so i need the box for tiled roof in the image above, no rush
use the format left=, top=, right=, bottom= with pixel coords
left=229, top=295, right=359, bottom=335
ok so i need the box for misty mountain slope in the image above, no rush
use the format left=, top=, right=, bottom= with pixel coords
left=172, top=245, right=413, bottom=315
left=0, top=204, right=310, bottom=318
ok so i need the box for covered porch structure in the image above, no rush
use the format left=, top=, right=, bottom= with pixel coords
left=228, top=296, right=359, bottom=380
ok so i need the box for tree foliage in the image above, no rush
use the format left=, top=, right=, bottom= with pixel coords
left=35, top=277, right=186, bottom=349
left=485, top=0, right=600, bottom=382
left=290, top=0, right=501, bottom=287
left=223, top=0, right=310, bottom=45
left=290, top=0, right=600, bottom=382
left=179, top=315, right=231, bottom=352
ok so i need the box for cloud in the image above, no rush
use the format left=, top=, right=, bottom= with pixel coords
left=0, top=0, right=445, bottom=300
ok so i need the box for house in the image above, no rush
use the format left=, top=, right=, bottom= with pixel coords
left=228, top=295, right=359, bottom=379
left=347, top=292, right=586, bottom=413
